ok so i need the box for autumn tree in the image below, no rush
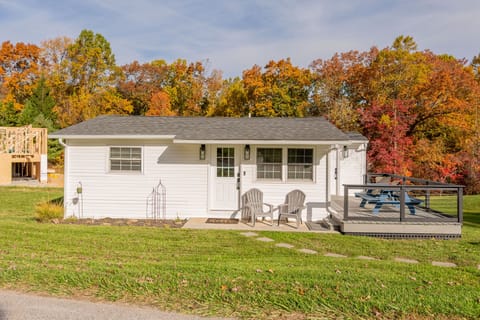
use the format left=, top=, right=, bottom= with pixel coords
left=242, top=58, right=311, bottom=117
left=210, top=77, right=248, bottom=116
left=359, top=100, right=416, bottom=175
left=66, top=30, right=119, bottom=92
left=40, top=36, right=72, bottom=98
left=0, top=41, right=42, bottom=107
left=118, top=60, right=168, bottom=115
left=51, top=30, right=132, bottom=126
left=145, top=90, right=175, bottom=116
left=162, top=59, right=206, bottom=116
left=202, top=69, right=224, bottom=115
left=310, top=48, right=377, bottom=130
left=312, top=35, right=480, bottom=188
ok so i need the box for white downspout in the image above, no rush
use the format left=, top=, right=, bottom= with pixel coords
left=325, top=146, right=331, bottom=208
left=326, top=144, right=339, bottom=203
left=364, top=142, right=369, bottom=183
left=335, top=145, right=341, bottom=196
left=58, top=138, right=67, bottom=148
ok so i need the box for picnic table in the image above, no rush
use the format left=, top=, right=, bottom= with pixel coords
left=355, top=189, right=422, bottom=215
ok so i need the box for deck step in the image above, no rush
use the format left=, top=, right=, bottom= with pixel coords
left=320, top=217, right=340, bottom=231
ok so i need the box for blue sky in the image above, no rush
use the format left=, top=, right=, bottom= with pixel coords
left=1, top=0, right=479, bottom=78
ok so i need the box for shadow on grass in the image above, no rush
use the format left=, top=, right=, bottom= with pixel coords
left=30, top=196, right=65, bottom=223
left=463, top=212, right=480, bottom=230
left=48, top=196, right=64, bottom=206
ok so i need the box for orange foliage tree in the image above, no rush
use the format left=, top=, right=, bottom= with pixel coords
left=146, top=91, right=175, bottom=116
left=242, top=58, right=312, bottom=117
left=0, top=41, right=42, bottom=108
left=118, top=60, right=168, bottom=115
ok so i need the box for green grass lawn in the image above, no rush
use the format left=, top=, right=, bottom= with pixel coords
left=0, top=186, right=479, bottom=319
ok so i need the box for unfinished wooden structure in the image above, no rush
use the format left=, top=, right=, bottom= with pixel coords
left=0, top=126, right=48, bottom=184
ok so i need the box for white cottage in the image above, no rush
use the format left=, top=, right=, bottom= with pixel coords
left=50, top=116, right=368, bottom=221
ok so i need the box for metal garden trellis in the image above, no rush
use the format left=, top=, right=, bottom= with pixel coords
left=146, top=179, right=166, bottom=220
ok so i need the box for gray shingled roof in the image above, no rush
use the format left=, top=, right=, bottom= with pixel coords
left=50, top=115, right=354, bottom=142
left=346, top=131, right=368, bottom=142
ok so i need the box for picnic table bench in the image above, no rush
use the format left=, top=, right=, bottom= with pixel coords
left=355, top=189, right=422, bottom=215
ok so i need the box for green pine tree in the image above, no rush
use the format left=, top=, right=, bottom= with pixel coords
left=0, top=101, right=20, bottom=126
left=19, top=76, right=57, bottom=129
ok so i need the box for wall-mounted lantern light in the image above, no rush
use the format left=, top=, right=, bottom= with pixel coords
left=76, top=181, right=83, bottom=194
left=343, top=145, right=349, bottom=159
left=199, top=144, right=206, bottom=160
left=244, top=144, right=251, bottom=160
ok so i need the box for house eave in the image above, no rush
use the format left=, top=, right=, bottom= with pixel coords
left=173, top=139, right=352, bottom=145
left=49, top=134, right=176, bottom=140
left=48, top=135, right=353, bottom=145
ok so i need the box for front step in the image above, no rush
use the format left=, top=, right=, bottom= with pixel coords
left=320, top=216, right=340, bottom=231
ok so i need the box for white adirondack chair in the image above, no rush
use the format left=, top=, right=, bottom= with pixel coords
left=243, top=188, right=274, bottom=227
left=277, top=190, right=306, bottom=228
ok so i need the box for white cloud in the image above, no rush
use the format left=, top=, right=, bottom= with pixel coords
left=1, top=0, right=479, bottom=77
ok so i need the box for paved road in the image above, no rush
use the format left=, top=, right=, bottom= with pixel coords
left=0, top=290, right=230, bottom=320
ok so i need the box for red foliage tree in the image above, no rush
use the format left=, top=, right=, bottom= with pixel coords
left=359, top=100, right=416, bottom=175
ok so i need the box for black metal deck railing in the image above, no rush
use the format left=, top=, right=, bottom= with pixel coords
left=342, top=173, right=464, bottom=223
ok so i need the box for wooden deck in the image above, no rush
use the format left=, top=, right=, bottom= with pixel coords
left=329, top=195, right=462, bottom=238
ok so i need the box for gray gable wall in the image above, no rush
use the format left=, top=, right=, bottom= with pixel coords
left=50, top=115, right=356, bottom=142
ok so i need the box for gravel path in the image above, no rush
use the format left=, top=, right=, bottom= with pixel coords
left=0, top=290, right=230, bottom=320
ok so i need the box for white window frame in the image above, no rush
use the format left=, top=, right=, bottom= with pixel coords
left=216, top=147, right=235, bottom=178
left=108, top=146, right=143, bottom=173
left=254, top=146, right=315, bottom=183
left=256, top=147, right=283, bottom=180
left=287, top=148, right=314, bottom=181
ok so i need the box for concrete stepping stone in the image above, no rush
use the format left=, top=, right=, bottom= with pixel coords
left=275, top=243, right=294, bottom=249
left=357, top=255, right=378, bottom=260
left=256, top=237, right=274, bottom=242
left=240, top=232, right=258, bottom=237
left=432, top=261, right=457, bottom=268
left=324, top=252, right=347, bottom=258
left=298, top=248, right=317, bottom=254
left=394, top=257, right=419, bottom=264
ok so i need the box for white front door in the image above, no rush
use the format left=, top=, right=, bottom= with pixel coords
left=211, top=146, right=239, bottom=210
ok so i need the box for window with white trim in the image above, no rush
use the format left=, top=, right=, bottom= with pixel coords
left=257, top=148, right=282, bottom=179
left=109, top=147, right=142, bottom=172
left=216, top=147, right=235, bottom=177
left=288, top=148, right=313, bottom=180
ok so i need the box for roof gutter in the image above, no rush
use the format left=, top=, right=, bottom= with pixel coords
left=173, top=139, right=352, bottom=145
left=58, top=138, right=68, bottom=148
left=49, top=136, right=353, bottom=145
left=49, top=135, right=176, bottom=140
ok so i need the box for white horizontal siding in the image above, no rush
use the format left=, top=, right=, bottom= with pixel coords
left=63, top=140, right=365, bottom=222
left=340, top=143, right=367, bottom=195
left=238, top=145, right=330, bottom=221
left=145, top=144, right=208, bottom=218
left=64, top=142, right=208, bottom=219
